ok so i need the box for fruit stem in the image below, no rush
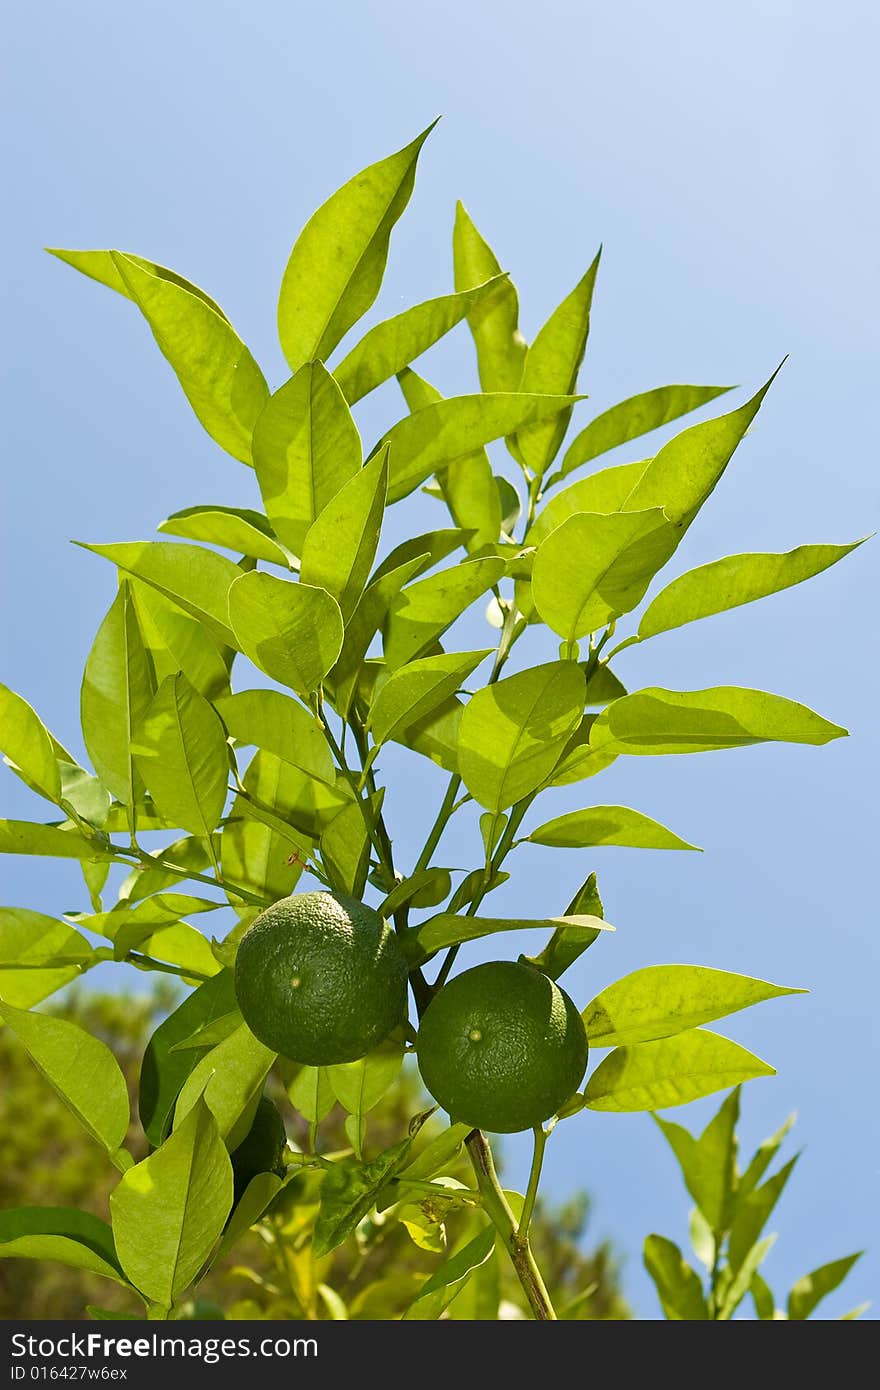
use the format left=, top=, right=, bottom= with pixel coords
left=518, top=1126, right=548, bottom=1242
left=465, top=1129, right=557, bottom=1321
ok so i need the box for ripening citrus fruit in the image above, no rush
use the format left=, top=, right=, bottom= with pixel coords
left=417, top=960, right=588, bottom=1133
left=231, top=1095, right=287, bottom=1204
left=234, top=891, right=408, bottom=1065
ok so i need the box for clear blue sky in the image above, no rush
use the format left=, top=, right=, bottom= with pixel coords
left=2, top=0, right=877, bottom=1318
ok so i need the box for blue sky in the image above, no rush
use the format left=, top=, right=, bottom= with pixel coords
left=2, top=0, right=878, bottom=1318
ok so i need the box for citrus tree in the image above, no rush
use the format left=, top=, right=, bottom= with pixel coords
left=0, top=125, right=863, bottom=1321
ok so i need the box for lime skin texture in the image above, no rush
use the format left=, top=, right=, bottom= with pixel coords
left=234, top=891, right=408, bottom=1065
left=230, top=1095, right=287, bottom=1204
left=417, top=960, right=588, bottom=1134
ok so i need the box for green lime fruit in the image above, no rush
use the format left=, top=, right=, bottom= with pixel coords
left=416, top=960, right=588, bottom=1133
left=234, top=891, right=408, bottom=1064
left=231, top=1096, right=287, bottom=1203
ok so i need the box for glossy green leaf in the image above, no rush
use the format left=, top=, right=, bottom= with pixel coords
left=522, top=872, right=605, bottom=980
left=139, top=923, right=221, bottom=982
left=320, top=792, right=382, bottom=900
left=371, top=529, right=468, bottom=585
left=654, top=1087, right=741, bottom=1235
left=638, top=540, right=864, bottom=640
left=729, top=1156, right=799, bottom=1273
left=527, top=805, right=699, bottom=851
left=532, top=508, right=677, bottom=641
left=584, top=665, right=627, bottom=707
left=79, top=541, right=241, bottom=649
left=334, top=277, right=508, bottom=403
left=300, top=449, right=388, bottom=621
left=169, top=1008, right=242, bottom=1054
left=130, top=580, right=230, bottom=701
left=0, top=820, right=112, bottom=861
left=403, top=1226, right=497, bottom=1320
left=159, top=506, right=293, bottom=568
left=0, top=907, right=93, bottom=1008
left=547, top=715, right=618, bottom=787
left=228, top=570, right=344, bottom=696
left=214, top=689, right=332, bottom=783
left=643, top=1234, right=709, bottom=1320
left=108, top=252, right=268, bottom=465
left=405, top=696, right=464, bottom=775
left=119, top=833, right=212, bottom=904
left=329, top=555, right=428, bottom=716
left=174, top=1022, right=276, bottom=1148
left=110, top=1098, right=233, bottom=1306
left=0, top=1000, right=129, bottom=1155
left=0, top=684, right=62, bottom=803
left=215, top=1172, right=285, bottom=1263
left=788, top=1253, right=863, bottom=1320
left=312, top=1129, right=421, bottom=1259
left=717, top=1235, right=777, bottom=1320
left=252, top=362, right=362, bottom=556
left=383, top=557, right=503, bottom=670
left=380, top=868, right=453, bottom=916
left=751, top=1270, right=776, bottom=1320
left=557, top=384, right=733, bottom=483
left=453, top=201, right=526, bottom=391
left=278, top=124, right=435, bottom=371
left=528, top=458, right=652, bottom=545
left=379, top=391, right=581, bottom=503
left=589, top=685, right=847, bottom=756
left=139, top=970, right=237, bottom=1146
left=458, top=660, right=585, bottom=812
left=222, top=752, right=312, bottom=904
left=47, top=247, right=229, bottom=317
left=369, top=649, right=491, bottom=747
left=67, top=891, right=218, bottom=945
left=288, top=1065, right=336, bottom=1125
left=0, top=1207, right=126, bottom=1284
left=584, top=965, right=803, bottom=1048
left=406, top=908, right=611, bottom=963
left=81, top=583, right=155, bottom=809
left=515, top=253, right=600, bottom=475
left=737, top=1112, right=796, bottom=1201
left=131, top=673, right=228, bottom=837
left=619, top=372, right=777, bottom=529
left=328, top=1034, right=405, bottom=1157
left=584, top=1029, right=775, bottom=1112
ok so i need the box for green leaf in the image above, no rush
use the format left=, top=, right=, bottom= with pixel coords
left=717, top=1235, right=777, bottom=1320
left=79, top=541, right=241, bottom=649
left=0, top=1207, right=127, bottom=1284
left=130, top=580, right=230, bottom=701
left=527, top=805, right=699, bottom=851
left=406, top=909, right=611, bottom=963
left=654, top=1088, right=741, bottom=1235
left=278, top=123, right=436, bottom=371
left=371, top=529, right=469, bottom=585
left=729, top=1156, right=799, bottom=1273
left=557, top=384, right=733, bottom=483
left=403, top=1225, right=497, bottom=1320
left=383, top=557, right=504, bottom=670
left=689, top=1207, right=716, bottom=1270
left=401, top=1123, right=472, bottom=1182
left=312, top=1128, right=422, bottom=1259
left=213, top=689, right=333, bottom=783
left=333, top=277, right=509, bottom=404
left=750, top=1270, right=776, bottom=1320
left=458, top=660, right=585, bottom=812
left=288, top=1065, right=336, bottom=1125
left=515, top=252, right=600, bottom=475
left=369, top=649, right=491, bottom=747
left=737, top=1112, right=796, bottom=1200
left=110, top=1098, right=233, bottom=1306
left=174, top=1022, right=276, bottom=1148
left=328, top=555, right=428, bottom=717
left=252, top=362, right=362, bottom=556
left=380, top=869, right=453, bottom=916
left=405, top=696, right=464, bottom=775
left=584, top=1030, right=775, bottom=1112
left=222, top=753, right=312, bottom=903
left=638, top=540, right=865, bottom=641
left=158, top=506, right=293, bottom=568
left=0, top=683, right=62, bottom=803
left=379, top=392, right=582, bottom=503
left=320, top=792, right=382, bottom=899
left=453, top=201, right=526, bottom=391
left=532, top=508, right=677, bottom=641
left=119, top=833, right=212, bottom=903
left=169, top=1009, right=242, bottom=1054
left=67, top=891, right=218, bottom=945
left=528, top=458, right=651, bottom=544
left=47, top=247, right=229, bottom=317
left=228, top=570, right=344, bottom=696
left=0, top=820, right=112, bottom=862
left=81, top=583, right=155, bottom=809
left=584, top=965, right=803, bottom=1048
left=0, top=907, right=93, bottom=1007
left=547, top=715, right=618, bottom=788
left=584, top=664, right=627, bottom=707
left=618, top=371, right=778, bottom=530
left=522, top=872, right=605, bottom=980
left=215, top=1172, right=285, bottom=1263
left=589, top=686, right=848, bottom=756
left=328, top=1034, right=405, bottom=1157
left=0, top=1000, right=129, bottom=1155
left=300, top=449, right=388, bottom=621
left=131, top=673, right=228, bottom=838
left=139, top=970, right=238, bottom=1147
left=109, top=252, right=268, bottom=465
left=788, top=1253, right=863, bottom=1320
left=643, top=1234, right=709, bottom=1320
left=136, top=923, right=221, bottom=982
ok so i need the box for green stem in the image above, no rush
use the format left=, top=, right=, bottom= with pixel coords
left=413, top=773, right=462, bottom=876
left=518, top=1126, right=548, bottom=1243
left=465, top=1130, right=557, bottom=1320
left=124, top=951, right=214, bottom=983
left=123, top=847, right=268, bottom=909
left=315, top=698, right=395, bottom=892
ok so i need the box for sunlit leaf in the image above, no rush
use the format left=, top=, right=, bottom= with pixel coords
left=584, top=1029, right=775, bottom=1111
